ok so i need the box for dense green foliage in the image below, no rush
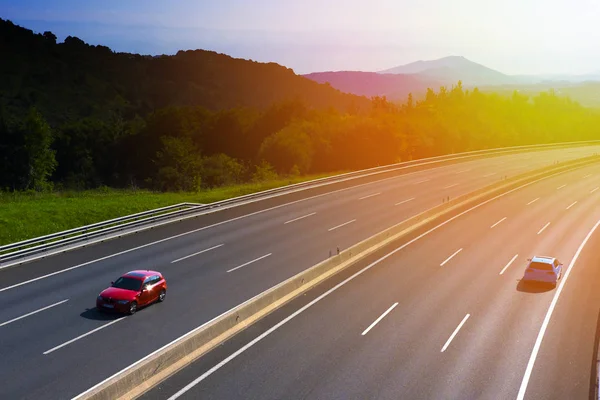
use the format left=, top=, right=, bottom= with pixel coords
left=2, top=19, right=600, bottom=194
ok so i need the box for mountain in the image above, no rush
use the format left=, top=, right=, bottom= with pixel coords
left=302, top=71, right=440, bottom=101
left=0, top=19, right=370, bottom=126
left=379, top=56, right=516, bottom=86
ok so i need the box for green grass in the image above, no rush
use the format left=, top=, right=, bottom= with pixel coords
left=0, top=172, right=343, bottom=246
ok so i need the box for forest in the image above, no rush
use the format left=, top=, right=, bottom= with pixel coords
left=2, top=19, right=600, bottom=193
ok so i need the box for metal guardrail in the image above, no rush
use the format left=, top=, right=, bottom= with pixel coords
left=2, top=139, right=600, bottom=265
left=0, top=202, right=202, bottom=254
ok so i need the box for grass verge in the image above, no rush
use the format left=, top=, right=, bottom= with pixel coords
left=0, top=172, right=343, bottom=246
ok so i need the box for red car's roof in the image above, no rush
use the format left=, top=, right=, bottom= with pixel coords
left=123, top=270, right=162, bottom=280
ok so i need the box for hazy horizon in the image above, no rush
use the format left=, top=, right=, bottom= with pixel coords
left=2, top=0, right=600, bottom=76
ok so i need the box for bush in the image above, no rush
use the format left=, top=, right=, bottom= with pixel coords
left=201, top=154, right=246, bottom=188
left=252, top=161, right=279, bottom=182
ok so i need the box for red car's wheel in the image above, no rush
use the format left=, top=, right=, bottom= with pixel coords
left=128, top=301, right=138, bottom=315
left=158, top=289, right=166, bottom=302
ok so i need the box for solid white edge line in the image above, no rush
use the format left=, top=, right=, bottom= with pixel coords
left=395, top=198, right=415, bottom=206
left=440, top=248, right=463, bottom=266
left=328, top=219, right=357, bottom=232
left=72, top=165, right=597, bottom=400
left=516, top=217, right=600, bottom=400
left=171, top=244, right=225, bottom=264
left=441, top=314, right=470, bottom=352
left=361, top=303, right=399, bottom=336
left=284, top=212, right=316, bottom=224
left=591, top=187, right=599, bottom=194
left=491, top=217, right=507, bottom=228
left=359, top=192, right=381, bottom=200
left=227, top=254, right=272, bottom=273
left=44, top=318, right=125, bottom=355
left=499, top=254, right=519, bottom=275
left=566, top=201, right=578, bottom=210
left=557, top=184, right=567, bottom=190
left=0, top=299, right=69, bottom=328
left=537, top=222, right=551, bottom=235
left=527, top=198, right=540, bottom=205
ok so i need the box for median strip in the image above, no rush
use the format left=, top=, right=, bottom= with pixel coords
left=73, top=154, right=600, bottom=400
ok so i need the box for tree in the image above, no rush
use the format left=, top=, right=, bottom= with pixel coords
left=154, top=136, right=203, bottom=191
left=43, top=31, right=57, bottom=44
left=259, top=121, right=315, bottom=174
left=21, top=108, right=57, bottom=191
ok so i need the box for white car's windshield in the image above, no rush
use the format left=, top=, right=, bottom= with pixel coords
left=529, top=262, right=553, bottom=271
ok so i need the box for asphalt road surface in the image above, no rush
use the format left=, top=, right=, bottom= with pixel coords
left=141, top=162, right=600, bottom=400
left=1, top=146, right=599, bottom=399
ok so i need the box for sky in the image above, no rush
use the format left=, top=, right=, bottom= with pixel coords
left=2, top=0, right=600, bottom=75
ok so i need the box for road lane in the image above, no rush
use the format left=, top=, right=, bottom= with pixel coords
left=2, top=146, right=596, bottom=288
left=1, top=148, right=600, bottom=399
left=141, top=162, right=600, bottom=400
left=523, top=222, right=600, bottom=399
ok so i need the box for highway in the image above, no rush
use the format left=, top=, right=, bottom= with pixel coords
left=0, top=146, right=599, bottom=399
left=141, top=162, right=600, bottom=400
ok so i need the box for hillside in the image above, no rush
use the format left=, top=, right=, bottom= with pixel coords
left=302, top=71, right=440, bottom=101
left=3, top=19, right=599, bottom=197
left=0, top=19, right=370, bottom=125
left=379, top=56, right=515, bottom=86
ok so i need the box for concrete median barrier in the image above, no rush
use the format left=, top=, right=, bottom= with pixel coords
left=76, top=154, right=600, bottom=400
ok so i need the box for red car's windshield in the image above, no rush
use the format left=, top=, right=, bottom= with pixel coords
left=113, top=277, right=143, bottom=291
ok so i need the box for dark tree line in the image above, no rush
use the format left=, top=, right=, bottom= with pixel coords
left=2, top=83, right=600, bottom=192
left=2, top=19, right=600, bottom=193
left=0, top=18, right=368, bottom=128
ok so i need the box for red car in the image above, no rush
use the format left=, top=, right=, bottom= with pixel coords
left=96, top=270, right=167, bottom=314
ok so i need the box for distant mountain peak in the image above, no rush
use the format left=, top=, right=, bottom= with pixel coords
left=378, top=56, right=513, bottom=86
